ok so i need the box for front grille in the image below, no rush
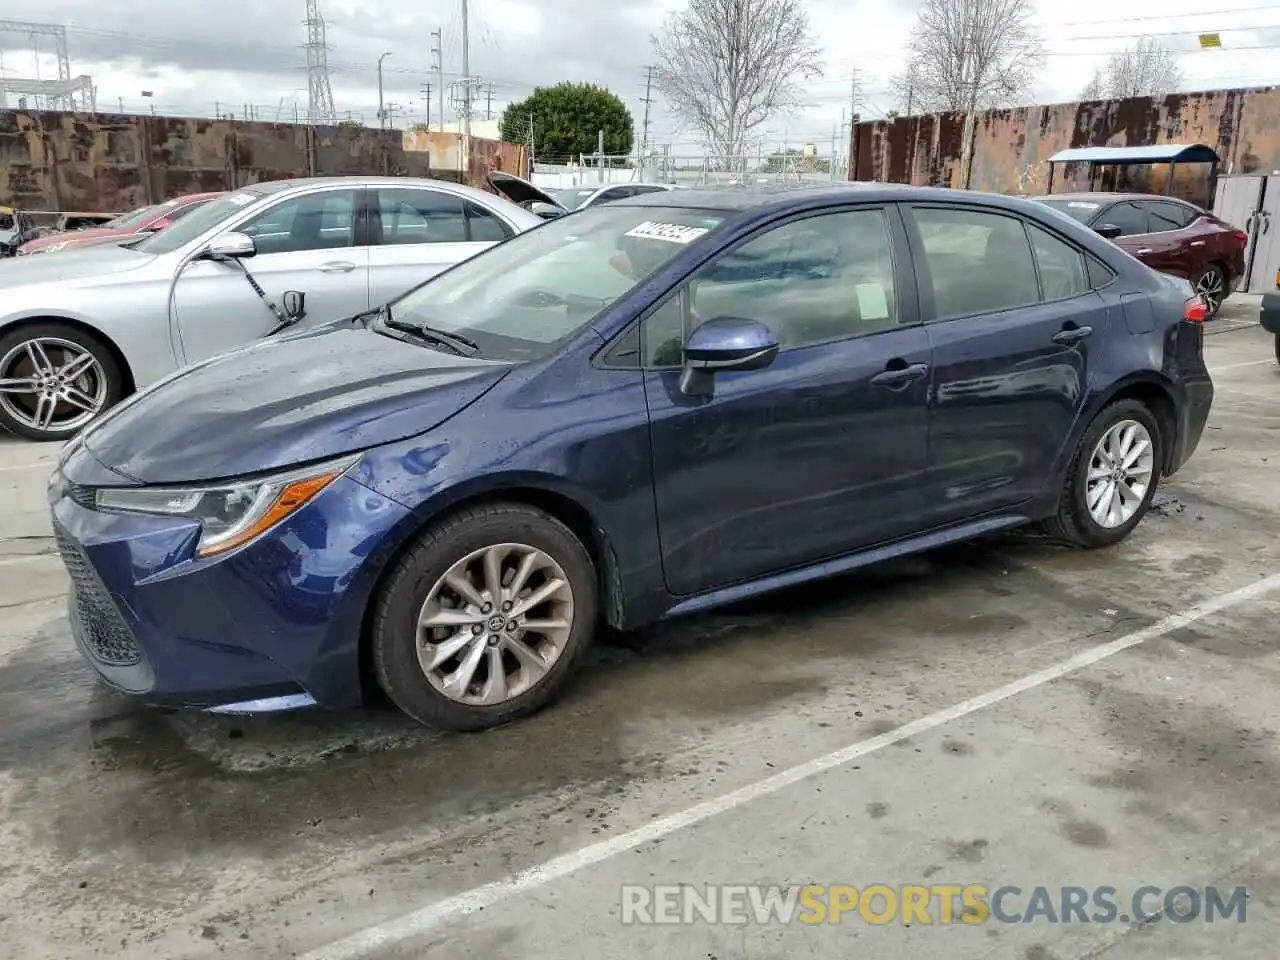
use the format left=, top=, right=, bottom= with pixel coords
left=54, top=524, right=143, bottom=667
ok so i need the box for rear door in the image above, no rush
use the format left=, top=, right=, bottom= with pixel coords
left=366, top=186, right=515, bottom=306
left=905, top=204, right=1107, bottom=525
left=1133, top=200, right=1199, bottom=279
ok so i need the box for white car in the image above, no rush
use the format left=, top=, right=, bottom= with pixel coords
left=0, top=175, right=556, bottom=441
left=551, top=182, right=679, bottom=212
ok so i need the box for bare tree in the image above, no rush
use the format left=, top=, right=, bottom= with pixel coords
left=1080, top=69, right=1105, bottom=101
left=893, top=0, right=1043, bottom=115
left=651, top=0, right=823, bottom=160
left=1103, top=37, right=1182, bottom=99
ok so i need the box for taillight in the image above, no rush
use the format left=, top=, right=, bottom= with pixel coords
left=1234, top=231, right=1248, bottom=245
left=1183, top=297, right=1208, bottom=322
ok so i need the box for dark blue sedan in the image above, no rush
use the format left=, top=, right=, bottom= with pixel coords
left=48, top=185, right=1214, bottom=731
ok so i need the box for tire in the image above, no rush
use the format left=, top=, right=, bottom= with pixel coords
left=1194, top=264, right=1226, bottom=317
left=0, top=322, right=125, bottom=442
left=371, top=502, right=599, bottom=732
left=1045, top=399, right=1164, bottom=549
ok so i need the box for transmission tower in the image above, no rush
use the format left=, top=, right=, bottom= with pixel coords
left=304, top=0, right=336, bottom=124
left=0, top=20, right=94, bottom=110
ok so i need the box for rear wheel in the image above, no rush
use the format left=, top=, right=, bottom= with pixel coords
left=0, top=322, right=124, bottom=442
left=371, top=502, right=598, bottom=731
left=1194, top=264, right=1226, bottom=316
left=1046, top=399, right=1163, bottom=549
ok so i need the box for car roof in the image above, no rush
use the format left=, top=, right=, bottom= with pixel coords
left=232, top=175, right=511, bottom=205
left=608, top=182, right=1058, bottom=214
left=1038, top=192, right=1198, bottom=206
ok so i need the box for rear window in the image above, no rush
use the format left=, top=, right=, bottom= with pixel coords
left=1032, top=198, right=1101, bottom=224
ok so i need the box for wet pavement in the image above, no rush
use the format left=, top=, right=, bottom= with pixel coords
left=1, top=297, right=1277, bottom=959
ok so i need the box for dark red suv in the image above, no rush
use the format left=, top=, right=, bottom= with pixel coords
left=1032, top=193, right=1247, bottom=316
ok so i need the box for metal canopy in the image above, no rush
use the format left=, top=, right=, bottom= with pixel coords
left=1046, top=144, right=1220, bottom=165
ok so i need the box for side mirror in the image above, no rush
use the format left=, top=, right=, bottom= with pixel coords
left=282, top=290, right=306, bottom=321
left=1094, top=223, right=1122, bottom=240
left=529, top=202, right=563, bottom=219
left=205, top=231, right=257, bottom=260
left=678, top=317, right=779, bottom=396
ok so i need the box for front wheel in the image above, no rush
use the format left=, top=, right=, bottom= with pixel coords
left=0, top=323, right=124, bottom=441
left=1046, top=399, right=1164, bottom=549
left=371, top=502, right=599, bottom=731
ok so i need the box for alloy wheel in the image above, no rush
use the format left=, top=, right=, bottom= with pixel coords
left=1195, top=267, right=1225, bottom=312
left=0, top=337, right=108, bottom=435
left=416, top=542, right=575, bottom=706
left=1085, top=419, right=1155, bottom=529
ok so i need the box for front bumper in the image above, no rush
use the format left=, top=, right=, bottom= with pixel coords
left=50, top=467, right=412, bottom=711
left=1260, top=291, right=1280, bottom=334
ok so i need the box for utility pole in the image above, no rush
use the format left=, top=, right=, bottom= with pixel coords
left=485, top=83, right=493, bottom=120
left=431, top=28, right=444, bottom=132
left=639, top=65, right=654, bottom=178
left=460, top=0, right=472, bottom=145
left=377, top=51, right=392, bottom=129
left=420, top=82, right=431, bottom=128
left=597, top=129, right=605, bottom=184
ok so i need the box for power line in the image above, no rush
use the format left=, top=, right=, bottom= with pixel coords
left=1056, top=3, right=1280, bottom=26
left=1055, top=22, right=1280, bottom=43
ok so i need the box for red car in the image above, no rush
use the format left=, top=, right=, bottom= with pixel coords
left=17, top=191, right=224, bottom=256
left=1032, top=192, right=1247, bottom=316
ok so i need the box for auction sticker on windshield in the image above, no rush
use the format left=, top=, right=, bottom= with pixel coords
left=1067, top=201, right=1099, bottom=209
left=625, top=221, right=711, bottom=244
left=228, top=193, right=256, bottom=206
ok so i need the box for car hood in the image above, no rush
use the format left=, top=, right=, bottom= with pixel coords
left=80, top=326, right=512, bottom=484
left=0, top=243, right=155, bottom=287
left=23, top=226, right=128, bottom=251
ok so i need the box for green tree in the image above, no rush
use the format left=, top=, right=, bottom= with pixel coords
left=499, top=82, right=633, bottom=161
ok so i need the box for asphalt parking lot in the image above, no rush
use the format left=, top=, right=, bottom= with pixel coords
left=1, top=298, right=1277, bottom=960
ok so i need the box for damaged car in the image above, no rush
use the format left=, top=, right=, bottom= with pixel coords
left=0, top=174, right=559, bottom=441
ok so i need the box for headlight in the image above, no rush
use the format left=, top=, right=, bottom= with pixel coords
left=94, top=455, right=360, bottom=557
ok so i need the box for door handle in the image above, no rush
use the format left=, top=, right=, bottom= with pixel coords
left=870, top=361, right=929, bottom=388
left=1136, top=248, right=1154, bottom=255
left=319, top=261, right=356, bottom=273
left=1052, top=325, right=1093, bottom=345
left=1189, top=240, right=1206, bottom=247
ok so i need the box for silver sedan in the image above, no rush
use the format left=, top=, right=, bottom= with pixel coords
left=0, top=175, right=549, bottom=441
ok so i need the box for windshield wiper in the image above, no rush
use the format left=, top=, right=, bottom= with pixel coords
left=379, top=306, right=480, bottom=356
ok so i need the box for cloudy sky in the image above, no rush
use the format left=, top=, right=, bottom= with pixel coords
left=2, top=0, right=1278, bottom=157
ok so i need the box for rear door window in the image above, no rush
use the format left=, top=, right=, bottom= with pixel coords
left=910, top=206, right=1040, bottom=319
left=1140, top=200, right=1198, bottom=231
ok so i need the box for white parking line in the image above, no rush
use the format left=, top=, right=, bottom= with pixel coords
left=1211, top=358, right=1277, bottom=373
left=300, top=571, right=1280, bottom=960
left=0, top=461, right=53, bottom=474
left=0, top=554, right=58, bottom=567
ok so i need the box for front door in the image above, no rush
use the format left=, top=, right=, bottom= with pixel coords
left=172, top=186, right=370, bottom=364
left=642, top=205, right=932, bottom=597
left=904, top=204, right=1105, bottom=524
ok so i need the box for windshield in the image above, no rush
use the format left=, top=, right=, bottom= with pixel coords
left=1031, top=197, right=1103, bottom=224
left=132, top=191, right=263, bottom=254
left=0, top=211, right=13, bottom=231
left=553, top=188, right=598, bottom=211
left=106, top=204, right=161, bottom=230
left=383, top=204, right=731, bottom=361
